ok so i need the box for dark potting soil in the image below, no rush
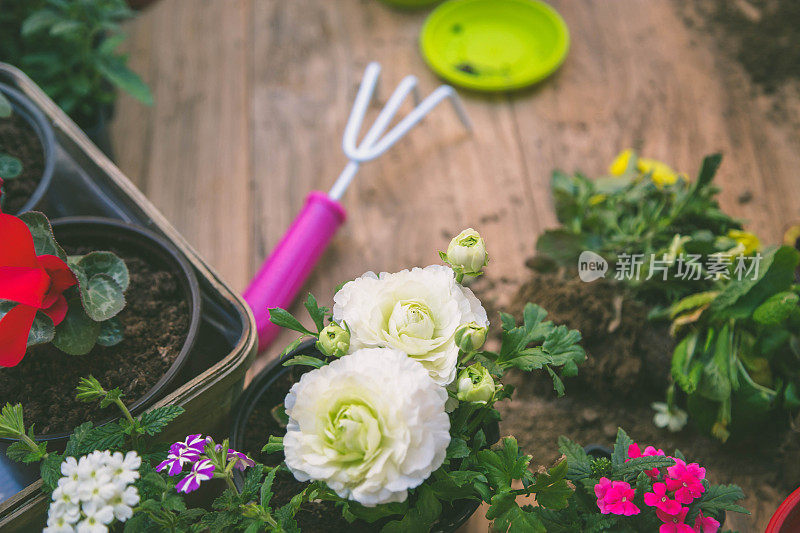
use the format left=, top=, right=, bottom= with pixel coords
left=688, top=0, right=800, bottom=92
left=494, top=271, right=794, bottom=531
left=0, top=242, right=190, bottom=435
left=0, top=112, right=45, bottom=214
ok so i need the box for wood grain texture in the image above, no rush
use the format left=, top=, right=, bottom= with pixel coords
left=110, top=1, right=800, bottom=531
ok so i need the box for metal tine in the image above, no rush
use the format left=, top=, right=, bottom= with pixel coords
left=329, top=62, right=472, bottom=201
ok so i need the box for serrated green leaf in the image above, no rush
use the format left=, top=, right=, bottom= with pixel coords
left=82, top=422, right=126, bottom=451
left=381, top=485, right=440, bottom=533
left=80, top=273, right=125, bottom=321
left=0, top=154, right=22, bottom=179
left=558, top=436, right=591, bottom=480
left=138, top=405, right=184, bottom=436
left=260, top=468, right=277, bottom=507
left=40, top=452, right=63, bottom=491
left=546, top=365, right=565, bottom=397
left=18, top=212, right=67, bottom=260
left=613, top=456, right=676, bottom=477
left=76, top=252, right=130, bottom=291
left=0, top=403, right=26, bottom=439
left=611, top=428, right=634, bottom=466
left=698, top=483, right=750, bottom=516
left=543, top=325, right=585, bottom=366
left=64, top=422, right=94, bottom=457
left=446, top=437, right=470, bottom=459
left=529, top=459, right=572, bottom=510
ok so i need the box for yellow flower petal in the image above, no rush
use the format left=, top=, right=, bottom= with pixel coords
left=727, top=229, right=760, bottom=255
left=609, top=149, right=633, bottom=175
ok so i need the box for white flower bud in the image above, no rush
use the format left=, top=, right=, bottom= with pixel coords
left=454, top=322, right=488, bottom=352
left=446, top=228, right=488, bottom=277
left=456, top=363, right=495, bottom=404
left=316, top=323, right=350, bottom=358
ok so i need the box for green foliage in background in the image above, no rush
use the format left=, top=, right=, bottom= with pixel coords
left=0, top=0, right=152, bottom=127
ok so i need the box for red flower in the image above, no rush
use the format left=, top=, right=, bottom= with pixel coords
left=627, top=442, right=668, bottom=479
left=0, top=186, right=76, bottom=366
left=644, top=481, right=682, bottom=514
left=657, top=507, right=694, bottom=533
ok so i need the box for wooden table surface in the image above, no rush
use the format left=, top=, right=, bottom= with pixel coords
left=111, top=1, right=800, bottom=530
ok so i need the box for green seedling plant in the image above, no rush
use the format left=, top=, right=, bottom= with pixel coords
left=537, top=153, right=743, bottom=308
left=0, top=0, right=152, bottom=127
left=665, top=244, right=800, bottom=441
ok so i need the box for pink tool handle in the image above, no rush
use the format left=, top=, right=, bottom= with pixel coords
left=244, top=191, right=347, bottom=351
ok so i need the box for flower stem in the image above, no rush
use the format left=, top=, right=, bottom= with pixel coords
left=113, top=397, right=139, bottom=447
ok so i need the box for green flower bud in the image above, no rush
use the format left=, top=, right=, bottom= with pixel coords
left=317, top=322, right=350, bottom=358
left=446, top=228, right=488, bottom=277
left=454, top=322, right=488, bottom=352
left=456, top=363, right=495, bottom=404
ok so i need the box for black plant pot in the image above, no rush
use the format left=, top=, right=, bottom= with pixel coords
left=82, top=103, right=115, bottom=160
left=0, top=83, right=56, bottom=214
left=0, top=217, right=202, bottom=499
left=230, top=340, right=481, bottom=533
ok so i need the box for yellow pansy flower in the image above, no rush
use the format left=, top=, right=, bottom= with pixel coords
left=638, top=157, right=680, bottom=188
left=609, top=149, right=633, bottom=175
left=727, top=229, right=760, bottom=256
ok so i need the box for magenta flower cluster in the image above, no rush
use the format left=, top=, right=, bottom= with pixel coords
left=593, top=442, right=721, bottom=533
left=156, top=434, right=255, bottom=493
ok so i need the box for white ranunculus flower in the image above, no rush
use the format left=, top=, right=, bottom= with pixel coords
left=283, top=348, right=450, bottom=506
left=332, top=265, right=488, bottom=385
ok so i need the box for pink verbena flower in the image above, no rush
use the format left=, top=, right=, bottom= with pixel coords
left=693, top=511, right=721, bottom=533
left=176, top=459, right=215, bottom=494
left=627, top=443, right=667, bottom=478
left=597, top=479, right=640, bottom=516
left=666, top=458, right=706, bottom=504
left=657, top=507, right=693, bottom=533
left=594, top=477, right=613, bottom=513
left=644, top=482, right=682, bottom=514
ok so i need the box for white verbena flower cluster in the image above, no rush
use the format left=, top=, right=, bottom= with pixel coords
left=44, top=450, right=141, bottom=533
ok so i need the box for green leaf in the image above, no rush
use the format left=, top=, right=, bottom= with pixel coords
left=0, top=92, right=12, bottom=118
left=557, top=436, right=591, bottom=479
left=710, top=246, right=799, bottom=320
left=96, top=59, right=154, bottom=105
left=282, top=355, right=326, bottom=368
left=280, top=336, right=307, bottom=357
left=18, top=212, right=66, bottom=260
left=27, top=311, right=55, bottom=346
left=490, top=499, right=546, bottom=533
left=260, top=468, right=277, bottom=507
left=529, top=459, right=572, bottom=509
left=543, top=326, right=585, bottom=366
left=268, top=308, right=315, bottom=335
left=21, top=10, right=59, bottom=35
left=54, top=301, right=100, bottom=355
left=546, top=365, right=565, bottom=397
left=97, top=317, right=124, bottom=347
left=82, top=422, right=126, bottom=451
left=698, top=483, right=750, bottom=516
left=40, top=452, right=63, bottom=491
left=262, top=436, right=283, bottom=454
left=0, top=154, right=22, bottom=179
left=476, top=437, right=531, bottom=492
left=381, top=485, right=440, bottom=533
left=76, top=252, right=130, bottom=291
left=64, top=422, right=94, bottom=457
left=611, top=428, right=634, bottom=466
left=76, top=376, right=108, bottom=403
left=613, top=456, right=676, bottom=477
left=79, top=273, right=126, bottom=321
left=693, top=153, right=722, bottom=190
left=753, top=291, right=799, bottom=325
left=138, top=405, right=185, bottom=436
left=446, top=437, right=471, bottom=459
left=304, top=293, right=328, bottom=332
left=0, top=403, right=26, bottom=440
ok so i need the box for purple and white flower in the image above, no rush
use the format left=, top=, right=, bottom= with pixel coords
left=176, top=459, right=215, bottom=494
left=156, top=444, right=201, bottom=476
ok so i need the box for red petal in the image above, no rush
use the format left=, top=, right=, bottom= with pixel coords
left=37, top=255, right=77, bottom=308
left=42, top=294, right=69, bottom=325
left=0, top=304, right=37, bottom=367
left=0, top=266, right=50, bottom=307
left=0, top=213, right=39, bottom=268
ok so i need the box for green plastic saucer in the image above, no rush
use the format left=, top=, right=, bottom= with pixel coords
left=420, top=0, right=569, bottom=91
